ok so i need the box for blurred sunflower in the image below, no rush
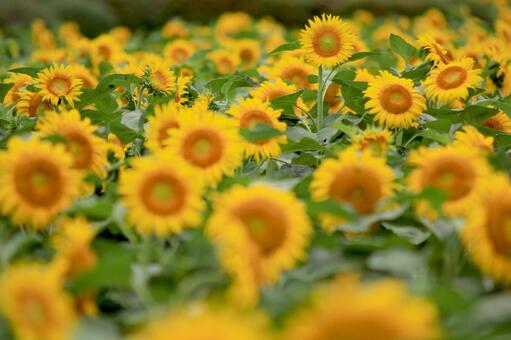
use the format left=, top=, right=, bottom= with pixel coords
left=2, top=72, right=33, bottom=105
left=284, top=275, right=440, bottom=340
left=165, top=109, right=244, bottom=186
left=310, top=148, right=394, bottom=232
left=300, top=14, right=356, bottom=67
left=162, top=19, right=188, bottom=38
left=207, top=184, right=312, bottom=306
left=351, top=127, right=393, bottom=155
left=108, top=133, right=131, bottom=161
left=216, top=12, right=252, bottom=39
left=407, top=145, right=491, bottom=218
left=461, top=174, right=511, bottom=285
left=365, top=71, right=426, bottom=129
left=164, top=39, right=195, bottom=65
left=0, top=138, right=80, bottom=228
left=174, top=75, right=192, bottom=105
left=35, top=64, right=83, bottom=106
left=453, top=125, right=493, bottom=153
left=250, top=80, right=308, bottom=116
left=69, top=64, right=98, bottom=89
left=228, top=98, right=287, bottom=161
left=119, top=152, right=205, bottom=236
left=148, top=62, right=177, bottom=94
left=265, top=57, right=316, bottom=89
left=483, top=111, right=511, bottom=133
left=416, top=34, right=452, bottom=65
left=132, top=304, right=269, bottom=340
left=208, top=49, right=240, bottom=75
left=36, top=109, right=109, bottom=177
left=0, top=263, right=76, bottom=340
left=53, top=217, right=97, bottom=277
left=16, top=90, right=49, bottom=117
left=146, top=101, right=182, bottom=153
left=423, top=57, right=482, bottom=103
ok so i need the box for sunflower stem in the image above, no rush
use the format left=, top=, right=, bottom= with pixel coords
left=317, top=66, right=324, bottom=130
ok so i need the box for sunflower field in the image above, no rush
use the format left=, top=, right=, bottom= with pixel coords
left=1, top=1, right=511, bottom=339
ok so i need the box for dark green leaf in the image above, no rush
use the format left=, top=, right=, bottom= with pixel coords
left=268, top=41, right=300, bottom=56
left=240, top=123, right=283, bottom=143
left=0, top=83, right=14, bottom=103
left=8, top=67, right=42, bottom=78
left=389, top=34, right=417, bottom=62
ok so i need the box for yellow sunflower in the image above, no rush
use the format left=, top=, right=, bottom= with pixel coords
left=53, top=217, right=97, bottom=277
left=265, top=57, right=316, bottom=89
left=351, top=127, right=393, bottom=155
left=354, top=68, right=376, bottom=83
left=283, top=274, right=441, bottom=340
left=416, top=34, right=452, bottom=65
left=174, top=75, right=192, bottom=105
left=118, top=151, right=205, bottom=237
left=108, top=133, right=131, bottom=161
left=407, top=145, right=491, bottom=218
left=165, top=109, right=244, bottom=186
left=483, top=112, right=511, bottom=133
left=0, top=263, right=76, bottom=340
left=162, top=19, right=188, bottom=38
left=148, top=62, right=177, bottom=93
left=132, top=304, right=269, bottom=340
left=208, top=49, right=240, bottom=75
left=228, top=98, right=287, bottom=161
left=249, top=80, right=308, bottom=116
left=35, top=64, right=83, bottom=107
left=364, top=71, right=426, bottom=129
left=229, top=39, right=261, bottom=70
left=310, top=148, right=394, bottom=232
left=207, top=184, right=312, bottom=307
left=453, top=125, right=494, bottom=154
left=324, top=83, right=343, bottom=113
left=163, top=39, right=195, bottom=65
left=88, top=33, right=123, bottom=67
left=0, top=138, right=81, bottom=228
left=146, top=101, right=182, bottom=153
left=16, top=90, right=49, bottom=117
left=300, top=13, right=356, bottom=67
left=3, top=73, right=33, bottom=105
left=215, top=12, right=252, bottom=38
left=36, top=109, right=109, bottom=177
left=69, top=64, right=98, bottom=89
left=461, top=174, right=511, bottom=285
left=422, top=58, right=482, bottom=103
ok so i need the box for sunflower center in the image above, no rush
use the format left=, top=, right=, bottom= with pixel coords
left=240, top=49, right=254, bottom=64
left=98, top=45, right=111, bottom=61
left=421, top=157, right=475, bottom=201
left=182, top=128, right=224, bottom=167
left=317, top=313, right=401, bottom=340
left=173, top=48, right=188, bottom=62
left=48, top=77, right=71, bottom=96
left=157, top=119, right=179, bottom=147
left=64, top=131, right=94, bottom=170
left=313, top=30, right=341, bottom=57
left=19, top=292, right=52, bottom=328
left=14, top=158, right=63, bottom=207
left=325, top=83, right=342, bottom=107
left=485, top=196, right=511, bottom=256
left=151, top=70, right=170, bottom=89
left=28, top=94, right=43, bottom=117
left=282, top=68, right=308, bottom=89
left=436, top=66, right=467, bottom=90
left=139, top=172, right=186, bottom=215
left=379, top=84, right=413, bottom=114
left=233, top=199, right=287, bottom=255
left=329, top=167, right=383, bottom=214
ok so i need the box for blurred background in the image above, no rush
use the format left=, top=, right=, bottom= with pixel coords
left=0, top=0, right=496, bottom=36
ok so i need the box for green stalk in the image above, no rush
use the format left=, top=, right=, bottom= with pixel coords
left=316, top=66, right=324, bottom=129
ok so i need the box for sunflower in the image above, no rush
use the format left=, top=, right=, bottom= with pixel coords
left=216, top=12, right=252, bottom=38
left=354, top=68, right=375, bottom=82
left=324, top=83, right=343, bottom=113
left=35, top=64, right=83, bottom=107
left=207, top=184, right=312, bottom=307
left=208, top=49, right=240, bottom=75
left=229, top=39, right=261, bottom=70
left=119, top=151, right=205, bottom=236
left=148, top=62, right=177, bottom=93
left=146, top=101, right=182, bottom=153
left=36, top=109, right=109, bottom=177
left=228, top=98, right=287, bottom=161
left=454, top=125, right=494, bottom=153
left=461, top=174, right=511, bottom=285
left=407, top=145, right=490, bottom=218
left=283, top=275, right=441, bottom=340
left=162, top=19, right=189, bottom=38
left=249, top=79, right=308, bottom=116
left=0, top=263, right=76, bottom=340
left=163, top=39, right=195, bottom=65
left=108, top=133, right=131, bottom=161
left=53, top=217, right=97, bottom=277
left=422, top=58, right=482, bottom=103
left=69, top=64, right=98, bottom=89
left=416, top=34, right=452, bottom=65
left=364, top=71, right=426, bottom=129
left=2, top=73, right=33, bottom=105
left=174, top=75, right=192, bottom=105
left=265, top=57, right=316, bottom=89
left=300, top=14, right=356, bottom=67
left=483, top=112, right=511, bottom=133
left=0, top=138, right=80, bottom=228
left=165, top=109, right=244, bottom=186
left=16, top=90, right=49, bottom=117
left=351, top=127, right=393, bottom=155
left=310, top=148, right=394, bottom=232
left=89, top=33, right=123, bottom=67
left=132, top=304, right=269, bottom=340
